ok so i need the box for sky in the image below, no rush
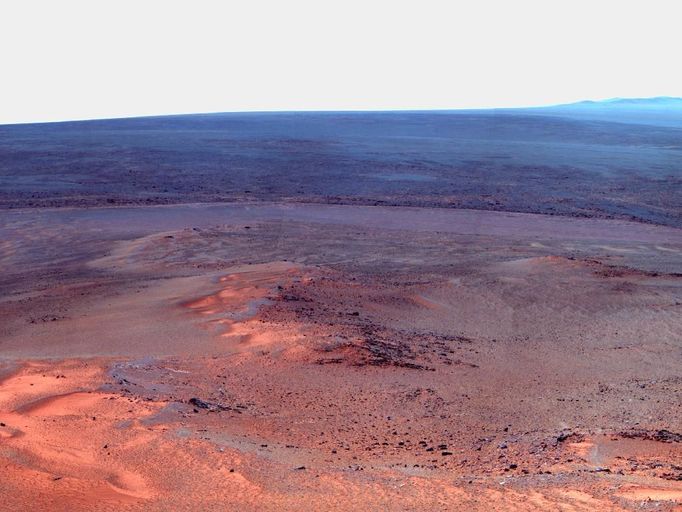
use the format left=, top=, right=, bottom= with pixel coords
left=1, top=0, right=681, bottom=124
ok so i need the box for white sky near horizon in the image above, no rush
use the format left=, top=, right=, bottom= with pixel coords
left=1, top=0, right=681, bottom=124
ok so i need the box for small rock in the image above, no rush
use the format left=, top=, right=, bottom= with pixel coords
left=556, top=432, right=572, bottom=443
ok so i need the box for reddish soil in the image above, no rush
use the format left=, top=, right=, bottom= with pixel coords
left=1, top=203, right=681, bottom=510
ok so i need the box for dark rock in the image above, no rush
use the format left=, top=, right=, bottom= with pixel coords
left=187, top=397, right=235, bottom=412
left=619, top=429, right=682, bottom=443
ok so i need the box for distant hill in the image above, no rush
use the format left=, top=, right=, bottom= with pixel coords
left=523, top=97, right=682, bottom=127
left=562, top=96, right=682, bottom=108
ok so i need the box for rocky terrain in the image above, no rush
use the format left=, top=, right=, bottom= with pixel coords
left=1, top=202, right=681, bottom=510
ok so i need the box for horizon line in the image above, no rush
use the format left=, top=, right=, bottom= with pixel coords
left=2, top=96, right=681, bottom=127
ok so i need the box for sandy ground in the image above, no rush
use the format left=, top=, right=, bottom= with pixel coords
left=1, top=202, right=681, bottom=511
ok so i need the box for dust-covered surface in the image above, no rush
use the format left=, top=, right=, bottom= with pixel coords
left=1, top=110, right=681, bottom=226
left=1, top=202, right=681, bottom=510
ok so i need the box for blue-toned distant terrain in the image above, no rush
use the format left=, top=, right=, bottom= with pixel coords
left=1, top=98, right=680, bottom=226
left=527, top=96, right=682, bottom=127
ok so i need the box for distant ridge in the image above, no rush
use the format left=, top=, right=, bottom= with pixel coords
left=519, top=96, right=682, bottom=128
left=557, top=96, right=682, bottom=108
